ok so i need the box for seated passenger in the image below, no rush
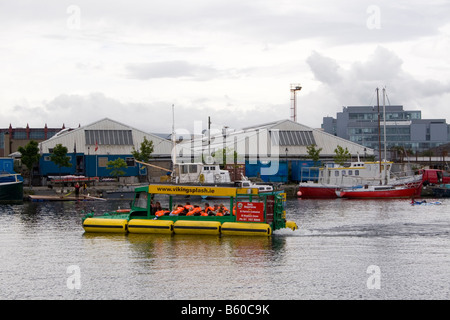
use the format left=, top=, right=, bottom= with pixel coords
left=219, top=204, right=230, bottom=216
left=184, top=202, right=194, bottom=211
left=208, top=204, right=219, bottom=216
left=203, top=203, right=214, bottom=216
left=187, top=205, right=202, bottom=216
left=170, top=204, right=186, bottom=216
left=155, top=209, right=170, bottom=217
left=152, top=201, right=163, bottom=215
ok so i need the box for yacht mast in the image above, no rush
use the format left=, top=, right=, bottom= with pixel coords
left=383, top=88, right=388, bottom=184
left=172, top=104, right=176, bottom=165
left=376, top=88, right=382, bottom=175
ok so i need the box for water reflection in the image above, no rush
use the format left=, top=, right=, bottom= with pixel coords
left=125, top=233, right=286, bottom=268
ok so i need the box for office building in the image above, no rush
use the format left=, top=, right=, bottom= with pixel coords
left=322, top=105, right=450, bottom=156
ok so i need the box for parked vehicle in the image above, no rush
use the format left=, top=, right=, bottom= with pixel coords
left=420, top=169, right=450, bottom=185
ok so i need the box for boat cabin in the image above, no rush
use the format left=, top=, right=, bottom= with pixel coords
left=316, top=161, right=393, bottom=186
left=175, top=163, right=231, bottom=184
left=131, top=185, right=281, bottom=222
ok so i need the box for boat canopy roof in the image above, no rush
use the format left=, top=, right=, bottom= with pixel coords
left=136, top=184, right=259, bottom=197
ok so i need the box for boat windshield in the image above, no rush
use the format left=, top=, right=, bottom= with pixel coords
left=134, top=192, right=148, bottom=209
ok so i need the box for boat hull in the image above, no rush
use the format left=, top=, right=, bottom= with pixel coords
left=0, top=180, right=23, bottom=201
left=338, top=187, right=417, bottom=199
left=298, top=185, right=338, bottom=198
left=430, top=186, right=450, bottom=198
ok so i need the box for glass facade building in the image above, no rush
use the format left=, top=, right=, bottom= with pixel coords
left=322, top=105, right=450, bottom=155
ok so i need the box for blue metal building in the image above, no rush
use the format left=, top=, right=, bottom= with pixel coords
left=38, top=118, right=173, bottom=180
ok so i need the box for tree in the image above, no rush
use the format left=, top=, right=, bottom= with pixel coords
left=212, top=147, right=242, bottom=166
left=50, top=144, right=72, bottom=192
left=106, top=158, right=127, bottom=181
left=18, top=140, right=40, bottom=187
left=306, top=144, right=322, bottom=167
left=333, top=145, right=351, bottom=166
left=131, top=136, right=154, bottom=182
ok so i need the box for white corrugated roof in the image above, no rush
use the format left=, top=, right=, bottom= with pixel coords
left=39, top=118, right=173, bottom=156
left=176, top=119, right=374, bottom=160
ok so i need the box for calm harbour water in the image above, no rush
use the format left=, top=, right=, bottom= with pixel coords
left=0, top=197, right=448, bottom=300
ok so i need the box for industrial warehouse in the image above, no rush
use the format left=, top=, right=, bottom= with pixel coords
left=32, top=117, right=373, bottom=185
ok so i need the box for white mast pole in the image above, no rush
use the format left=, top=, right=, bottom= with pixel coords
left=383, top=88, right=388, bottom=185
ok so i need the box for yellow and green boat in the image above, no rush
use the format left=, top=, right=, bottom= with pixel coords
left=82, top=184, right=298, bottom=236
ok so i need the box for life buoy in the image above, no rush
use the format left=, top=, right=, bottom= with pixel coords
left=199, top=173, right=205, bottom=183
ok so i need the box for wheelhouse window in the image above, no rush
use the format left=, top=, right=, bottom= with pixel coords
left=134, top=192, right=148, bottom=209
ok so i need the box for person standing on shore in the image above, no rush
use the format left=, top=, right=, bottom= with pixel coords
left=74, top=183, right=80, bottom=198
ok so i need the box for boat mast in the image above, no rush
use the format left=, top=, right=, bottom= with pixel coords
left=383, top=88, right=388, bottom=185
left=172, top=104, right=176, bottom=165
left=376, top=88, right=382, bottom=177
left=172, top=104, right=178, bottom=183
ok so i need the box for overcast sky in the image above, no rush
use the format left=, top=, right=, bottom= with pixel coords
left=1, top=0, right=449, bottom=135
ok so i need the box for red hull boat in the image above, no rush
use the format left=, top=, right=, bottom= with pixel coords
left=336, top=183, right=422, bottom=199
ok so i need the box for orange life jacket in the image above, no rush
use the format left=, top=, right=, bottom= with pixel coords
left=155, top=210, right=169, bottom=217
left=186, top=207, right=201, bottom=216
left=190, top=207, right=203, bottom=216
left=171, top=206, right=185, bottom=215
left=204, top=206, right=214, bottom=213
left=220, top=206, right=229, bottom=214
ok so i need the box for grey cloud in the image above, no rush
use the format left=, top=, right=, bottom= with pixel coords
left=3, top=1, right=449, bottom=47
left=352, top=47, right=403, bottom=81
left=306, top=51, right=342, bottom=85
left=302, top=46, right=450, bottom=128
left=125, top=61, right=221, bottom=81
left=35, top=92, right=280, bottom=133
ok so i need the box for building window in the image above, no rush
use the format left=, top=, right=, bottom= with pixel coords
left=30, top=131, right=45, bottom=140
left=13, top=131, right=27, bottom=139
left=126, top=157, right=135, bottom=167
